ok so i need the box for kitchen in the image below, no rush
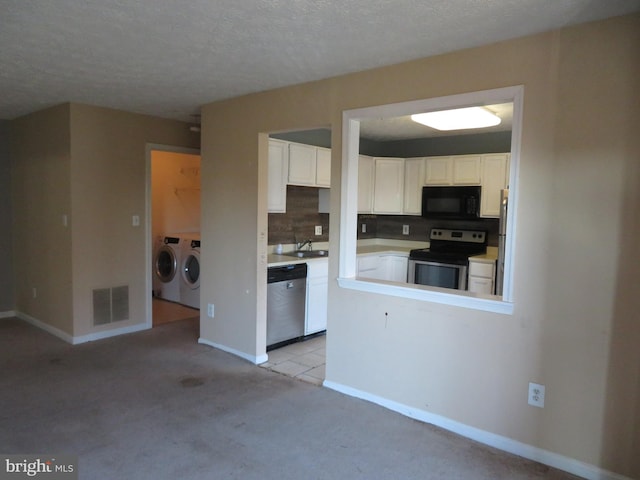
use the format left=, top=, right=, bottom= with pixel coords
left=264, top=103, right=512, bottom=372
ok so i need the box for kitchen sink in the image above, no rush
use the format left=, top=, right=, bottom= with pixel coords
left=283, top=250, right=329, bottom=258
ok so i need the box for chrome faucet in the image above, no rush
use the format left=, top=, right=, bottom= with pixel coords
left=296, top=239, right=313, bottom=251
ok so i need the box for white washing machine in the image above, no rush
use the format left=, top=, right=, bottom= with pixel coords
left=152, top=234, right=183, bottom=303
left=180, top=234, right=200, bottom=309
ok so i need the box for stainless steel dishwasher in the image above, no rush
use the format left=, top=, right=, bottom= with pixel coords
left=267, top=263, right=307, bottom=350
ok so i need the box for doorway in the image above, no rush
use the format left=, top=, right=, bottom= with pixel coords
left=147, top=145, right=201, bottom=327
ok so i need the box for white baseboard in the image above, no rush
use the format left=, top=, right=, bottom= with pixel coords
left=0, top=310, right=17, bottom=319
left=322, top=380, right=632, bottom=480
left=16, top=311, right=75, bottom=343
left=198, top=337, right=268, bottom=365
left=71, top=323, right=150, bottom=344
left=16, top=311, right=150, bottom=344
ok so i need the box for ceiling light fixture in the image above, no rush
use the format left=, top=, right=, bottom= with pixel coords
left=411, top=107, right=501, bottom=131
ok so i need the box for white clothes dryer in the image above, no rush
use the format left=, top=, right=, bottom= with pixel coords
left=180, top=235, right=200, bottom=309
left=152, top=234, right=183, bottom=303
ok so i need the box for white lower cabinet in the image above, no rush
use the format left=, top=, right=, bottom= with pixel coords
left=379, top=254, right=409, bottom=282
left=357, top=254, right=384, bottom=280
left=357, top=253, right=408, bottom=282
left=305, top=259, right=328, bottom=335
left=468, top=257, right=496, bottom=295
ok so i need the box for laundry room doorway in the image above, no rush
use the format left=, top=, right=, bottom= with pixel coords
left=147, top=145, right=201, bottom=328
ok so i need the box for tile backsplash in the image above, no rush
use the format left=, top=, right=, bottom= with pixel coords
left=358, top=215, right=499, bottom=246
left=268, top=185, right=499, bottom=247
left=268, top=185, right=329, bottom=245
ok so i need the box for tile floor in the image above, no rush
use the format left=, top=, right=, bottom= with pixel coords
left=260, top=334, right=326, bottom=385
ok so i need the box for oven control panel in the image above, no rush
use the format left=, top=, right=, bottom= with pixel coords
left=429, top=229, right=486, bottom=243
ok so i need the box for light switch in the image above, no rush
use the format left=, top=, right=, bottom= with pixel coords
left=132, top=215, right=140, bottom=227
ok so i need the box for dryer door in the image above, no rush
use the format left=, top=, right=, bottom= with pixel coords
left=182, top=251, right=200, bottom=289
left=155, top=246, right=177, bottom=282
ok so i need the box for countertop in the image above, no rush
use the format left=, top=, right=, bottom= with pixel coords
left=469, top=247, right=498, bottom=262
left=266, top=239, right=428, bottom=267
left=267, top=253, right=328, bottom=267
left=267, top=241, right=497, bottom=267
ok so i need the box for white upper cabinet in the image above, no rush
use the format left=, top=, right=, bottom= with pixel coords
left=372, top=157, right=404, bottom=214
left=267, top=139, right=289, bottom=213
left=480, top=153, right=509, bottom=217
left=403, top=157, right=425, bottom=215
left=424, top=155, right=481, bottom=185
left=315, top=147, right=331, bottom=187
left=452, top=155, right=482, bottom=184
left=357, top=153, right=508, bottom=216
left=288, top=143, right=317, bottom=186
left=424, top=156, right=451, bottom=185
left=358, top=155, right=374, bottom=213
left=288, top=142, right=331, bottom=187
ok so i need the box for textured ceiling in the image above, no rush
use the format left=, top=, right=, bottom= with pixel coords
left=361, top=103, right=513, bottom=140
left=1, top=0, right=639, bottom=124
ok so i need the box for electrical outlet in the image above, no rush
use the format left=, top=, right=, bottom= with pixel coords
left=314, top=225, right=322, bottom=235
left=528, top=382, right=545, bottom=408
left=361, top=223, right=367, bottom=233
left=402, top=225, right=410, bottom=235
left=207, top=304, right=215, bottom=318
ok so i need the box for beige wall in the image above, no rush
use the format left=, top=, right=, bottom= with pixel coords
left=0, top=121, right=14, bottom=312
left=200, top=14, right=640, bottom=478
left=10, top=103, right=199, bottom=338
left=151, top=150, right=201, bottom=241
left=10, top=105, right=73, bottom=333
left=69, top=103, right=199, bottom=337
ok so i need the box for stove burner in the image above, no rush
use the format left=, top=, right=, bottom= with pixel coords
left=409, top=228, right=488, bottom=263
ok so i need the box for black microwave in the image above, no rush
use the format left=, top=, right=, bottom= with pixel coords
left=421, top=186, right=481, bottom=219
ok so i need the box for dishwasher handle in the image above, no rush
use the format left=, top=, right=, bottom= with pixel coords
left=267, top=263, right=308, bottom=283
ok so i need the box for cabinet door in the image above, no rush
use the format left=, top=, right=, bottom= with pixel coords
left=480, top=153, right=508, bottom=217
left=380, top=255, right=409, bottom=282
left=306, top=276, right=328, bottom=334
left=357, top=255, right=383, bottom=280
left=316, top=147, right=331, bottom=187
left=424, top=156, right=451, bottom=185
left=468, top=276, right=495, bottom=295
left=305, top=259, right=328, bottom=335
left=267, top=139, right=288, bottom=213
left=358, top=155, right=374, bottom=213
left=452, top=155, right=481, bottom=184
left=372, top=157, right=404, bottom=214
left=403, top=158, right=425, bottom=215
left=288, top=143, right=316, bottom=185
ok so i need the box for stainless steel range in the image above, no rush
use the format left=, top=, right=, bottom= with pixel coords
left=408, top=228, right=487, bottom=290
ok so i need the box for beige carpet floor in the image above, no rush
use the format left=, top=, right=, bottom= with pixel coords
left=0, top=317, right=581, bottom=480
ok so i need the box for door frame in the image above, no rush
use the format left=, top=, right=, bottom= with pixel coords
left=144, top=143, right=201, bottom=328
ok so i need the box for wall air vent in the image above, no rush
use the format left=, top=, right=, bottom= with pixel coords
left=93, top=286, right=129, bottom=326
